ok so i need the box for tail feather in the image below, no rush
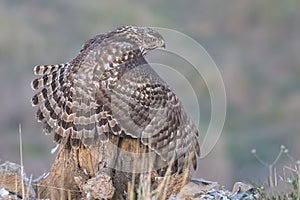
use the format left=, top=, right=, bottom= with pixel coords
left=33, top=64, right=64, bottom=75
left=31, top=64, right=70, bottom=90
left=37, top=96, right=63, bottom=122
left=72, top=98, right=97, bottom=144
left=36, top=85, right=71, bottom=122
left=32, top=63, right=72, bottom=136
left=32, top=62, right=121, bottom=148
left=31, top=65, right=71, bottom=106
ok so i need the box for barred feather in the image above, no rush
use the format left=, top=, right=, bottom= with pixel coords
left=31, top=26, right=200, bottom=171
left=33, top=64, right=64, bottom=75
left=31, top=64, right=70, bottom=90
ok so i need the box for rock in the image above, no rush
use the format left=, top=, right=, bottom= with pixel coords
left=0, top=160, right=260, bottom=200
left=175, top=179, right=260, bottom=200
left=229, top=182, right=259, bottom=200
left=176, top=179, right=220, bottom=199
left=74, top=170, right=115, bottom=200
left=0, top=161, right=36, bottom=199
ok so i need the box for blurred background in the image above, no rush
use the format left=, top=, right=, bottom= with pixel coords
left=0, top=0, right=299, bottom=188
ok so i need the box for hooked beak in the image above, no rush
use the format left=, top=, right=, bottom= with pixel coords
left=160, top=40, right=166, bottom=48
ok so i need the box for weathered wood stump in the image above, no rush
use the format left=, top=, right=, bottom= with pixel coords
left=0, top=158, right=259, bottom=199
left=34, top=134, right=186, bottom=199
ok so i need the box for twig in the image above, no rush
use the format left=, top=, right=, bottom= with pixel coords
left=297, top=160, right=300, bottom=200
left=19, top=124, right=25, bottom=198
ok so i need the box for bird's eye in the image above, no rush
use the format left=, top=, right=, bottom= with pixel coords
left=151, top=38, right=157, bottom=43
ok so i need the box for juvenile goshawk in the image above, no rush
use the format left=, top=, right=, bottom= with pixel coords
left=31, top=26, right=200, bottom=171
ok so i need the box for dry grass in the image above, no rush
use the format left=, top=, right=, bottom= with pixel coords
left=252, top=145, right=300, bottom=200
left=1, top=127, right=299, bottom=199
left=0, top=125, right=192, bottom=200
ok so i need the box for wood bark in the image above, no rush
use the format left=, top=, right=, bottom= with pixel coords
left=0, top=135, right=189, bottom=199
left=36, top=135, right=174, bottom=199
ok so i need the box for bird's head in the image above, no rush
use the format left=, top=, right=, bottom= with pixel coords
left=115, top=25, right=166, bottom=55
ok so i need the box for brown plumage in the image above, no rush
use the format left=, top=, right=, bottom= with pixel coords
left=31, top=25, right=200, bottom=171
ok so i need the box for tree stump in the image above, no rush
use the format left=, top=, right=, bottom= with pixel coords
left=35, top=134, right=179, bottom=199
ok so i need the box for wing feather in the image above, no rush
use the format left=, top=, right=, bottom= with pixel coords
left=100, top=57, right=200, bottom=170
left=31, top=35, right=200, bottom=171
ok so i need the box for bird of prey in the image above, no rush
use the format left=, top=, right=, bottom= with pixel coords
left=31, top=25, right=200, bottom=172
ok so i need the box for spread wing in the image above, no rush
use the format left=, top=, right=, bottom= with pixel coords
left=98, top=56, right=200, bottom=170
left=31, top=33, right=139, bottom=146
left=31, top=45, right=200, bottom=171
